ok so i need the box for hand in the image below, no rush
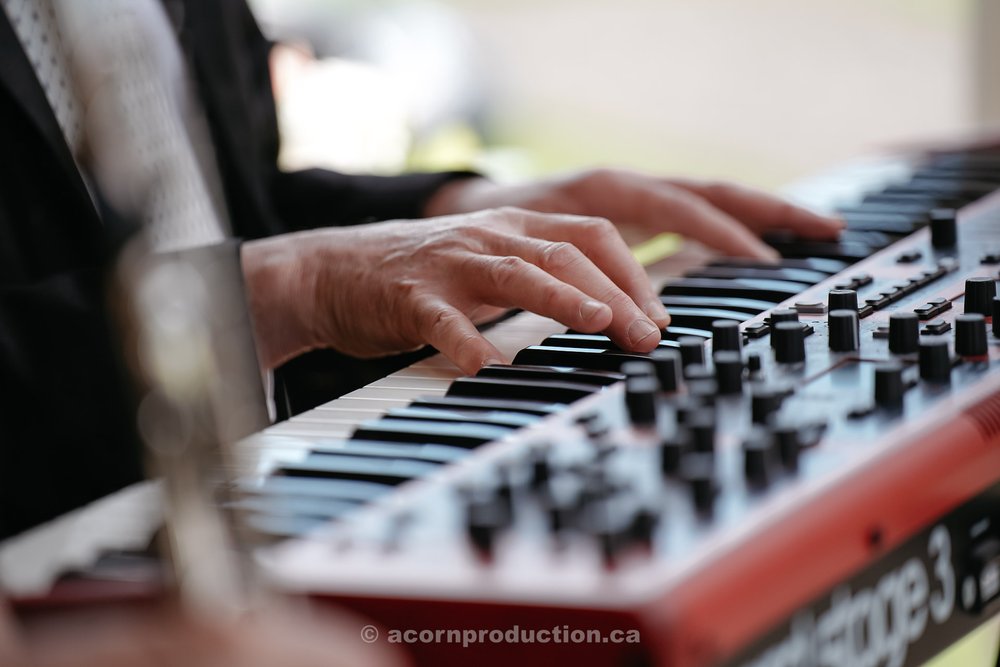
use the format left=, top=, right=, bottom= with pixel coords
left=242, top=208, right=670, bottom=373
left=15, top=606, right=404, bottom=667
left=425, top=169, right=843, bottom=260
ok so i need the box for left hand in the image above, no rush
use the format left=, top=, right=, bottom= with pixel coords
left=425, top=168, right=843, bottom=261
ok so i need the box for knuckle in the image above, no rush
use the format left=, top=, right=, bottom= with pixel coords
left=488, top=255, right=528, bottom=290
left=540, top=241, right=584, bottom=272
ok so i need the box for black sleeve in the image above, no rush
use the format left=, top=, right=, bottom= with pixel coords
left=214, top=0, right=481, bottom=234
left=270, top=168, right=482, bottom=229
left=0, top=268, right=144, bottom=540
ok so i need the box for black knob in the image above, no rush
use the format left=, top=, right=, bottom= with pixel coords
left=965, top=277, right=997, bottom=316
left=773, top=321, right=806, bottom=364
left=773, top=424, right=801, bottom=472
left=874, top=362, right=905, bottom=408
left=930, top=208, right=957, bottom=248
left=769, top=307, right=799, bottom=324
left=994, top=297, right=1000, bottom=337
left=466, top=495, right=506, bottom=558
left=750, top=384, right=783, bottom=424
left=712, top=320, right=742, bottom=354
left=660, top=436, right=684, bottom=476
left=743, top=430, right=773, bottom=488
left=770, top=308, right=798, bottom=348
left=955, top=313, right=988, bottom=357
left=828, top=309, right=860, bottom=352
left=625, top=374, right=658, bottom=426
left=688, top=409, right=716, bottom=454
left=680, top=453, right=715, bottom=513
left=679, top=336, right=705, bottom=371
left=685, top=365, right=717, bottom=404
left=747, top=352, right=762, bottom=375
left=888, top=312, right=920, bottom=354
left=529, top=446, right=551, bottom=490
left=673, top=395, right=700, bottom=426
left=919, top=337, right=952, bottom=383
left=621, top=360, right=655, bottom=378
left=828, top=289, right=858, bottom=313
left=649, top=349, right=681, bottom=392
left=713, top=350, right=744, bottom=395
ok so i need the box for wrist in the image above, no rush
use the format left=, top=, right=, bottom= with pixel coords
left=423, top=177, right=496, bottom=217
left=241, top=236, right=318, bottom=370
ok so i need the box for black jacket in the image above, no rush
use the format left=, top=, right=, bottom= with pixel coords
left=0, top=0, right=471, bottom=539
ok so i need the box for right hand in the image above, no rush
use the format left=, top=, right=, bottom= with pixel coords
left=242, top=207, right=670, bottom=374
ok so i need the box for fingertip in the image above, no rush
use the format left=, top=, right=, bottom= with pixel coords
left=643, top=299, right=671, bottom=328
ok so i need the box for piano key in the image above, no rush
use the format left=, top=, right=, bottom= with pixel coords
left=243, top=476, right=392, bottom=503
left=310, top=438, right=471, bottom=463
left=885, top=178, right=997, bottom=198
left=836, top=230, right=899, bottom=248
left=837, top=201, right=938, bottom=217
left=659, top=326, right=715, bottom=340
left=764, top=240, right=874, bottom=263
left=228, top=495, right=362, bottom=520
left=408, top=395, right=563, bottom=417
left=276, top=454, right=438, bottom=485
left=350, top=419, right=513, bottom=448
left=704, top=257, right=849, bottom=274
left=447, top=376, right=601, bottom=403
left=513, top=345, right=652, bottom=373
left=841, top=212, right=924, bottom=234
left=245, top=514, right=329, bottom=539
left=683, top=266, right=830, bottom=284
left=542, top=333, right=681, bottom=350
left=660, top=278, right=807, bottom=303
left=476, top=363, right=624, bottom=387
left=381, top=406, right=539, bottom=429
left=659, top=294, right=778, bottom=315
left=860, top=192, right=958, bottom=208
left=656, top=307, right=748, bottom=330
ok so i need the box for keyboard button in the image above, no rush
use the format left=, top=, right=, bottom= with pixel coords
left=705, top=257, right=849, bottom=274
left=477, top=364, right=624, bottom=387
left=660, top=295, right=776, bottom=315
left=447, top=376, right=600, bottom=403
left=382, top=406, right=538, bottom=429
left=513, top=346, right=651, bottom=373
left=313, top=438, right=471, bottom=463
left=543, top=333, right=681, bottom=350
left=277, top=454, right=438, bottom=485
left=351, top=419, right=513, bottom=448
left=408, top=396, right=562, bottom=417
left=684, top=266, right=829, bottom=284
left=661, top=278, right=806, bottom=303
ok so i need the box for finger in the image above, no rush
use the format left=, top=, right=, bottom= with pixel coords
left=515, top=214, right=671, bottom=327
left=624, top=184, right=781, bottom=261
left=671, top=179, right=844, bottom=240
left=471, top=236, right=663, bottom=353
left=466, top=254, right=614, bottom=332
left=415, top=300, right=506, bottom=374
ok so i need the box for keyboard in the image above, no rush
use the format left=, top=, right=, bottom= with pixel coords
left=6, top=151, right=1000, bottom=667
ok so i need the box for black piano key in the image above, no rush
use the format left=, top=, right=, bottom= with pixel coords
left=683, top=266, right=830, bottom=284
left=408, top=395, right=563, bottom=417
left=382, top=406, right=539, bottom=429
left=277, top=454, right=438, bottom=485
left=244, top=476, right=393, bottom=503
left=837, top=201, right=938, bottom=217
left=841, top=212, right=924, bottom=234
left=658, top=307, right=748, bottom=330
left=836, top=230, right=899, bottom=248
left=886, top=178, right=997, bottom=198
left=543, top=333, right=681, bottom=349
left=311, top=438, right=471, bottom=463
left=351, top=419, right=512, bottom=448
left=860, top=192, right=959, bottom=208
left=925, top=153, right=1000, bottom=171
left=228, top=495, right=362, bottom=520
left=659, top=294, right=777, bottom=315
left=245, top=514, right=329, bottom=539
left=660, top=278, right=806, bottom=303
left=705, top=257, right=849, bottom=274
left=909, top=167, right=1000, bottom=185
left=447, top=376, right=600, bottom=403
left=764, top=240, right=874, bottom=263
left=477, top=363, right=624, bottom=387
left=514, top=346, right=651, bottom=372
left=659, top=326, right=714, bottom=340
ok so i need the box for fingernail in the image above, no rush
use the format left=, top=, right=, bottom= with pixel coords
left=482, top=357, right=505, bottom=367
left=627, top=318, right=660, bottom=347
left=580, top=299, right=609, bottom=322
left=643, top=299, right=670, bottom=324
